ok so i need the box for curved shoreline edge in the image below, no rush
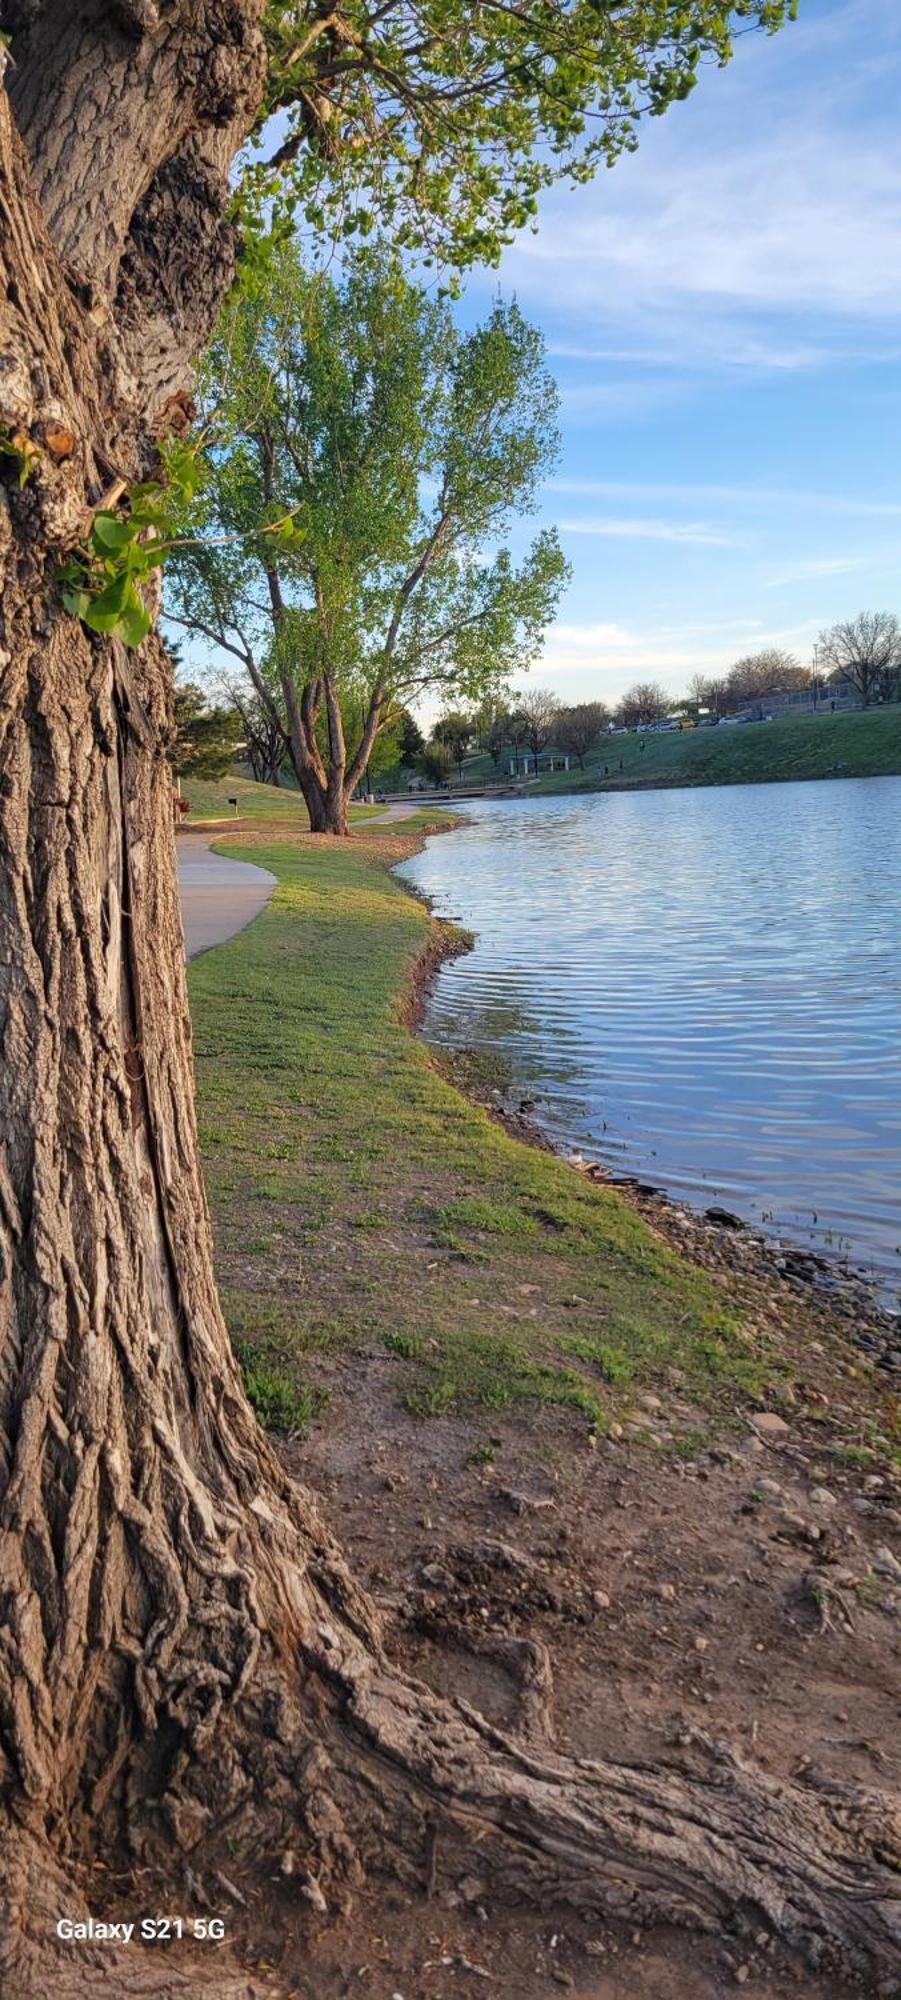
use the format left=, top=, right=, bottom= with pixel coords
left=394, top=819, right=899, bottom=1370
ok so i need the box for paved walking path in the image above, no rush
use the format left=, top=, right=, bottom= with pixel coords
left=178, top=805, right=430, bottom=959
left=361, top=800, right=440, bottom=823
left=178, top=834, right=276, bottom=962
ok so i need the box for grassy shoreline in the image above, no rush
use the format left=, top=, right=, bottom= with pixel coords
left=189, top=817, right=895, bottom=1469
left=182, top=817, right=899, bottom=2000
left=440, top=702, right=901, bottom=801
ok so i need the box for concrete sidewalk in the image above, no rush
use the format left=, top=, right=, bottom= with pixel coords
left=361, top=800, right=443, bottom=823
left=178, top=834, right=276, bottom=961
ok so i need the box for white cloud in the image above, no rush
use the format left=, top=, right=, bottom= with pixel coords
left=544, top=478, right=901, bottom=520
left=534, top=615, right=820, bottom=703
left=766, top=554, right=871, bottom=588
left=495, top=1, right=901, bottom=366
left=548, top=338, right=832, bottom=372
left=558, top=517, right=742, bottom=548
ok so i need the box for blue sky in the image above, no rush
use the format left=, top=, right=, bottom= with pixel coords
left=461, top=0, right=901, bottom=707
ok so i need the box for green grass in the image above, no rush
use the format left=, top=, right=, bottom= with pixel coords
left=453, top=703, right=901, bottom=798
left=189, top=829, right=781, bottom=1436
left=176, top=771, right=385, bottom=828
left=232, top=1338, right=315, bottom=1430
left=178, top=773, right=310, bottom=824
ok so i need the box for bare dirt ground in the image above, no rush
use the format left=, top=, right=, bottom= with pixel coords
left=211, top=1359, right=899, bottom=2000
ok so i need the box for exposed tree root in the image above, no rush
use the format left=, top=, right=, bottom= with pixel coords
left=304, top=1602, right=901, bottom=1987
left=408, top=1605, right=556, bottom=1745
left=8, top=1513, right=900, bottom=2000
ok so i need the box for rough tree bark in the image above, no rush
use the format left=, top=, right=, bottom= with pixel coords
left=280, top=663, right=383, bottom=836
left=260, top=552, right=352, bottom=834
left=0, top=12, right=899, bottom=1997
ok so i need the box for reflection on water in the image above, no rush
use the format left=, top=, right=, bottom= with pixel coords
left=398, top=777, right=901, bottom=1302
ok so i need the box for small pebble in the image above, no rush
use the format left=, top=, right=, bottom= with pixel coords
left=753, top=1412, right=790, bottom=1439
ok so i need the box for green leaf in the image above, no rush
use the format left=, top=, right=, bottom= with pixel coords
left=90, top=512, right=135, bottom=553
left=116, top=593, right=152, bottom=649
left=82, top=571, right=132, bottom=632
left=62, top=586, right=91, bottom=621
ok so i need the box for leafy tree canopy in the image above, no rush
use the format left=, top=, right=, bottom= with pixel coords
left=167, top=242, right=568, bottom=829
left=419, top=739, right=454, bottom=785
left=248, top=1, right=796, bottom=268
left=397, top=708, right=425, bottom=763
left=171, top=681, right=245, bottom=779
left=433, top=709, right=475, bottom=773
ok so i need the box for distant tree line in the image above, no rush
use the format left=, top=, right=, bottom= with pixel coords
left=171, top=611, right=901, bottom=793
left=688, top=616, right=901, bottom=718
left=419, top=689, right=612, bottom=783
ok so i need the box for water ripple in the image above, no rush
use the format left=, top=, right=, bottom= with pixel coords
left=399, top=778, right=901, bottom=1300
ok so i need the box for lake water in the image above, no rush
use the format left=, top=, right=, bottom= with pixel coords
left=398, top=778, right=901, bottom=1304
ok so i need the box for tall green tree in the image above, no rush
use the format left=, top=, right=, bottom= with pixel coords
left=171, top=681, right=245, bottom=781
left=168, top=246, right=568, bottom=833
left=433, top=709, right=475, bottom=779
left=397, top=708, right=425, bottom=766
left=418, top=739, right=454, bottom=787
left=487, top=705, right=517, bottom=767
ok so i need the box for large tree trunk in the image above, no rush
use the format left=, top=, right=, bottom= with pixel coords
left=0, top=19, right=900, bottom=1998
left=281, top=669, right=353, bottom=835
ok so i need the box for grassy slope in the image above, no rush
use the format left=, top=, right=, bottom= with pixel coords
left=189, top=822, right=785, bottom=1439
left=457, top=703, right=901, bottom=797
left=178, top=773, right=309, bottom=823
left=176, top=772, right=382, bottom=828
